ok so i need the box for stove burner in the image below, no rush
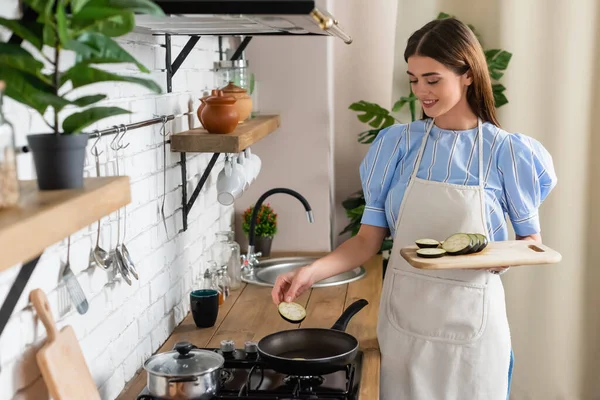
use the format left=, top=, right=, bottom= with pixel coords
left=220, top=369, right=233, bottom=385
left=283, top=375, right=325, bottom=388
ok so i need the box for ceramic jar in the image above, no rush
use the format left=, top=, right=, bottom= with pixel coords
left=197, top=90, right=239, bottom=134
left=219, top=82, right=252, bottom=123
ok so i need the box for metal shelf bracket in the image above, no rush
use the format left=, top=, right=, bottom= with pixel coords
left=175, top=36, right=252, bottom=232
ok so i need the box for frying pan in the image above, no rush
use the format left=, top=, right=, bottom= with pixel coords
left=257, top=299, right=368, bottom=376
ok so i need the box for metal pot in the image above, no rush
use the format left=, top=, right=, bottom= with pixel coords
left=143, top=342, right=224, bottom=399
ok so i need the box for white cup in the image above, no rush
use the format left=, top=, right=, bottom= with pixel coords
left=243, top=147, right=261, bottom=182
left=236, top=152, right=251, bottom=189
left=217, top=155, right=246, bottom=205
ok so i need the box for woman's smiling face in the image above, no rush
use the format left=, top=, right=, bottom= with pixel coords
left=407, top=55, right=473, bottom=119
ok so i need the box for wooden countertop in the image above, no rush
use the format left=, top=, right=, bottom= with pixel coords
left=117, top=253, right=382, bottom=399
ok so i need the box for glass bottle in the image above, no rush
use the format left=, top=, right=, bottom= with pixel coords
left=212, top=231, right=242, bottom=291
left=216, top=268, right=230, bottom=302
left=0, top=81, right=19, bottom=209
left=214, top=60, right=251, bottom=91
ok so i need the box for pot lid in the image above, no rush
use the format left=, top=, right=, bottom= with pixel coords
left=144, top=342, right=224, bottom=377
left=206, top=94, right=237, bottom=105
left=220, top=81, right=246, bottom=94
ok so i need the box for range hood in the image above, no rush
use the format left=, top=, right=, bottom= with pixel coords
left=134, top=0, right=352, bottom=44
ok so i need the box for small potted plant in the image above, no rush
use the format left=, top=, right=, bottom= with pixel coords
left=242, top=203, right=277, bottom=257
left=0, top=0, right=164, bottom=190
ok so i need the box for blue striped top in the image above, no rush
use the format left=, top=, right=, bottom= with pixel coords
left=359, top=119, right=558, bottom=240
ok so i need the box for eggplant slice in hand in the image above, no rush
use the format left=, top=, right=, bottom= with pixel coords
left=278, top=302, right=307, bottom=323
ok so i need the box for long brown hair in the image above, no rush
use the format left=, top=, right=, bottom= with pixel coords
left=404, top=17, right=500, bottom=127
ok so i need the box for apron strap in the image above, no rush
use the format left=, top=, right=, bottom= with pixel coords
left=409, top=119, right=435, bottom=182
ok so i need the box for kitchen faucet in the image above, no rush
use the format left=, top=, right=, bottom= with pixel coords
left=242, top=188, right=314, bottom=274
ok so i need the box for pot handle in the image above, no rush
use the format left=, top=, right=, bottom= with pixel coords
left=168, top=376, right=199, bottom=384
left=330, top=299, right=368, bottom=331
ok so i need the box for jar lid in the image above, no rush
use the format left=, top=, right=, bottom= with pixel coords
left=206, top=94, right=237, bottom=105
left=144, top=342, right=224, bottom=377
left=219, top=82, right=246, bottom=94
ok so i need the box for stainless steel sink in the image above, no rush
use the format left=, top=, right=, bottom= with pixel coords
left=241, top=256, right=366, bottom=287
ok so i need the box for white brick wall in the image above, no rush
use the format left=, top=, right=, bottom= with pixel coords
left=0, top=27, right=233, bottom=399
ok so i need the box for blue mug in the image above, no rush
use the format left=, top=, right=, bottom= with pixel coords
left=190, top=289, right=219, bottom=328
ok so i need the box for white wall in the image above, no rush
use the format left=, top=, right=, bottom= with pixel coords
left=0, top=26, right=233, bottom=400
left=235, top=35, right=333, bottom=252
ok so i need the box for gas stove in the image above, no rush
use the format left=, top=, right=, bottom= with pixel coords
left=137, top=340, right=362, bottom=400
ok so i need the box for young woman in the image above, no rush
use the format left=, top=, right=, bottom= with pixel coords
left=272, top=17, right=557, bottom=399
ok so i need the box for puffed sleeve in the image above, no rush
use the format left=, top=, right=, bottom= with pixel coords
left=497, top=133, right=557, bottom=236
left=359, top=124, right=407, bottom=229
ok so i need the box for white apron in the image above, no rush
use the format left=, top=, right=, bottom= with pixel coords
left=377, top=119, right=511, bottom=400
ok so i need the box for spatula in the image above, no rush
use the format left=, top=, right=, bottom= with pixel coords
left=29, top=289, right=101, bottom=400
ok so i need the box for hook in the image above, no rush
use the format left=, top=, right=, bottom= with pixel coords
left=159, top=115, right=169, bottom=137
left=110, top=125, right=123, bottom=151
left=90, top=130, right=103, bottom=157
left=117, top=123, right=130, bottom=149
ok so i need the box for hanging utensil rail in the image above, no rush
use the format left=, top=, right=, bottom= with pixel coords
left=16, top=112, right=193, bottom=154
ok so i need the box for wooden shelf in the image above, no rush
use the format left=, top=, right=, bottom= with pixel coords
left=0, top=177, right=131, bottom=272
left=170, top=114, right=280, bottom=153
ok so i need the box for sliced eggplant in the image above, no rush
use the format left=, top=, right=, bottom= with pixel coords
left=415, top=238, right=441, bottom=249
left=416, top=248, right=447, bottom=258
left=467, top=234, right=481, bottom=253
left=278, top=302, right=307, bottom=323
left=442, top=233, right=474, bottom=255
left=474, top=233, right=488, bottom=252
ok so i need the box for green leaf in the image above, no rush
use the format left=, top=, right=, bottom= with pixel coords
left=72, top=0, right=93, bottom=13
left=72, top=8, right=136, bottom=37
left=0, top=43, right=47, bottom=81
left=43, top=23, right=57, bottom=47
left=79, top=0, right=165, bottom=16
left=0, top=18, right=44, bottom=50
left=23, top=0, right=55, bottom=19
left=69, top=32, right=150, bottom=73
left=64, top=65, right=162, bottom=93
left=62, top=106, right=131, bottom=134
left=56, top=0, right=70, bottom=47
left=489, top=70, right=504, bottom=81
left=492, top=84, right=508, bottom=107
left=0, top=67, right=66, bottom=115
left=348, top=100, right=393, bottom=129
left=383, top=116, right=395, bottom=128
left=486, top=49, right=512, bottom=71
left=358, top=129, right=381, bottom=144
left=95, top=11, right=136, bottom=37
left=392, top=98, right=407, bottom=112
left=70, top=94, right=107, bottom=107
left=380, top=239, right=394, bottom=252
left=437, top=12, right=452, bottom=19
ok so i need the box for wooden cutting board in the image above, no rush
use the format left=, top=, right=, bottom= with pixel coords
left=400, top=240, right=562, bottom=270
left=30, top=289, right=101, bottom=400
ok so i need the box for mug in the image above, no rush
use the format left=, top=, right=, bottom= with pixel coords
left=243, top=147, right=261, bottom=183
left=216, top=154, right=246, bottom=205
left=236, top=152, right=251, bottom=190
left=190, top=289, right=219, bottom=328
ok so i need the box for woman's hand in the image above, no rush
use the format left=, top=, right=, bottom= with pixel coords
left=271, top=266, right=316, bottom=305
left=487, top=233, right=542, bottom=274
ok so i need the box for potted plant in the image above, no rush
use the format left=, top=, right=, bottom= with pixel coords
left=0, top=0, right=164, bottom=190
left=242, top=203, right=277, bottom=257
left=341, top=12, right=513, bottom=272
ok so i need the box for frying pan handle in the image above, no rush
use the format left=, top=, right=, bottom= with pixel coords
left=331, top=299, right=368, bottom=331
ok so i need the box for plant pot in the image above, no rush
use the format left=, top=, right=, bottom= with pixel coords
left=254, top=236, right=273, bottom=257
left=27, top=133, right=88, bottom=190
